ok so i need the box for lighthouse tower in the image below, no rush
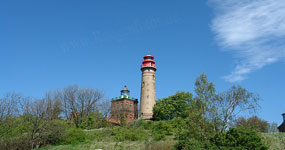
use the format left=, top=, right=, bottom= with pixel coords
left=140, top=55, right=157, bottom=120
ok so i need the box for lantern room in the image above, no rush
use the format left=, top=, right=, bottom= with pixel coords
left=141, top=55, right=157, bottom=70
left=121, top=85, right=130, bottom=96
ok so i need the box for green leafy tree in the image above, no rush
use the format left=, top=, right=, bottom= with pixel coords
left=153, top=92, right=192, bottom=121
left=217, top=86, right=260, bottom=132
left=233, top=116, right=269, bottom=133
left=194, top=73, right=221, bottom=132
left=175, top=99, right=215, bottom=150
left=194, top=73, right=260, bottom=133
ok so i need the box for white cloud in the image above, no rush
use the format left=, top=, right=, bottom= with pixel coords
left=210, top=0, right=285, bottom=82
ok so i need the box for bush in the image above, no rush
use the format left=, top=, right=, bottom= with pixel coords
left=175, top=128, right=268, bottom=150
left=0, top=119, right=70, bottom=149
left=169, top=117, right=186, bottom=137
left=79, top=112, right=111, bottom=129
left=80, top=116, right=95, bottom=129
left=175, top=138, right=204, bottom=150
left=61, top=128, right=86, bottom=145
left=206, top=128, right=268, bottom=150
left=151, top=121, right=173, bottom=141
left=42, top=120, right=69, bottom=145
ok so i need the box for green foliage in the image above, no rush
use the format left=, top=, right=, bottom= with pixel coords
left=233, top=116, right=269, bottom=133
left=151, top=121, right=173, bottom=141
left=78, top=112, right=111, bottom=129
left=169, top=117, right=186, bottom=138
left=153, top=91, right=192, bottom=121
left=207, top=128, right=268, bottom=150
left=175, top=138, right=205, bottom=150
left=41, top=120, right=70, bottom=145
left=175, top=128, right=268, bottom=150
left=194, top=73, right=216, bottom=105
left=111, top=127, right=148, bottom=141
left=61, top=128, right=86, bottom=145
left=80, top=116, right=95, bottom=129
left=0, top=118, right=70, bottom=149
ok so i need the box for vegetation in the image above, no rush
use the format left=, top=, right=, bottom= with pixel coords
left=153, top=92, right=192, bottom=121
left=0, top=74, right=282, bottom=150
left=233, top=116, right=269, bottom=133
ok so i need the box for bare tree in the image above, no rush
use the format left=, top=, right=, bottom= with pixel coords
left=63, top=85, right=78, bottom=120
left=98, top=99, right=111, bottom=118
left=45, top=90, right=63, bottom=120
left=0, top=92, right=22, bottom=121
left=62, top=85, right=104, bottom=127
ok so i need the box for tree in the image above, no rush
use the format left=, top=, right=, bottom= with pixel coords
left=62, top=85, right=104, bottom=127
left=233, top=116, right=269, bottom=133
left=217, top=86, right=260, bottom=132
left=194, top=74, right=261, bottom=133
left=0, top=92, right=22, bottom=122
left=98, top=99, right=111, bottom=118
left=194, top=73, right=220, bottom=132
left=268, top=122, right=278, bottom=133
left=153, top=91, right=192, bottom=121
left=45, top=90, right=63, bottom=120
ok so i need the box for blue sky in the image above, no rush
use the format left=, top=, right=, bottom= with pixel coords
left=1, top=0, right=284, bottom=125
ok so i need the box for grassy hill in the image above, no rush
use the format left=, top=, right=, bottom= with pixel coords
left=39, top=128, right=175, bottom=150
left=38, top=128, right=285, bottom=150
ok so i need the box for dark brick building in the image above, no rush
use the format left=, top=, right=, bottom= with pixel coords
left=107, top=86, right=138, bottom=124
left=278, top=113, right=285, bottom=132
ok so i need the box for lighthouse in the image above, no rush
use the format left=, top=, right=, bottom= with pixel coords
left=140, top=55, right=157, bottom=120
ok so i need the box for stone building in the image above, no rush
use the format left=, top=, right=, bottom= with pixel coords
left=140, top=55, right=157, bottom=120
left=107, top=86, right=138, bottom=124
left=278, top=113, right=285, bottom=132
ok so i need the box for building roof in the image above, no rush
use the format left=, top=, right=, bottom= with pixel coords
left=278, top=122, right=285, bottom=132
left=111, top=95, right=138, bottom=101
left=112, top=85, right=137, bottom=101
left=121, top=85, right=129, bottom=92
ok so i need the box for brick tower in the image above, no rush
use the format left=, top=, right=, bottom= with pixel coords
left=140, top=55, right=157, bottom=120
left=108, top=86, right=138, bottom=124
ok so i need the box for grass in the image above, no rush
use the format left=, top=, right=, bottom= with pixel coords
left=39, top=128, right=175, bottom=150
left=262, top=132, right=285, bottom=150
left=39, top=127, right=285, bottom=150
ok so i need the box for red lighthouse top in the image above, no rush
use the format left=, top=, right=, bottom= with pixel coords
left=141, top=55, right=157, bottom=70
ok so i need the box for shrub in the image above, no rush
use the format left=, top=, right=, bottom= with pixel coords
left=80, top=116, right=95, bottom=129
left=41, top=120, right=69, bottom=145
left=175, top=128, right=268, bottom=150
left=61, top=128, right=86, bottom=145
left=206, top=128, right=268, bottom=150
left=151, top=121, right=173, bottom=141
left=0, top=119, right=70, bottom=149
left=175, top=138, right=204, bottom=150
